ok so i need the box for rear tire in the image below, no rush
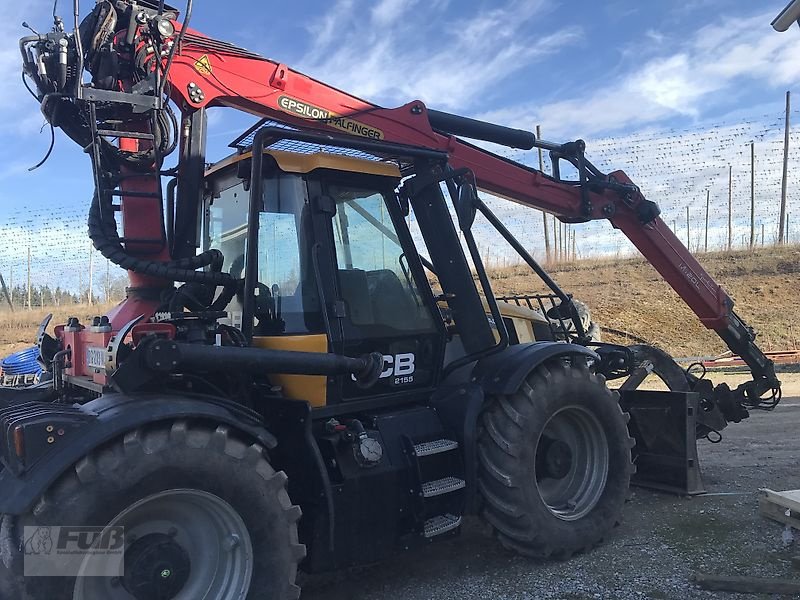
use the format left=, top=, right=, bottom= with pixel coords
left=478, top=357, right=633, bottom=559
left=0, top=420, right=305, bottom=600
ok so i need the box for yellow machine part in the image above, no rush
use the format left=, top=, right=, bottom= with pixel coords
left=251, top=334, right=329, bottom=407
left=482, top=298, right=548, bottom=343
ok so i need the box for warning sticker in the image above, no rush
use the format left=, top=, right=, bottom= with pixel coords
left=277, top=95, right=384, bottom=140
left=193, top=55, right=212, bottom=76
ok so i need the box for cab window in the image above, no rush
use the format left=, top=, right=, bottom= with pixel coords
left=329, top=183, right=435, bottom=334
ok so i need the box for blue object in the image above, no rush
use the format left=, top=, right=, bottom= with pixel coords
left=1, top=346, right=42, bottom=376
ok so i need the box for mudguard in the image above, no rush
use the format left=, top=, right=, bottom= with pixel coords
left=472, top=341, right=599, bottom=395
left=0, top=393, right=277, bottom=515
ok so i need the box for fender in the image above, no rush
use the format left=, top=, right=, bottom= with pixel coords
left=0, top=393, right=277, bottom=515
left=472, top=341, right=599, bottom=396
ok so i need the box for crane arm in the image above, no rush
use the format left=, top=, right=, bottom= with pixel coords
left=18, top=3, right=778, bottom=406
left=160, top=26, right=777, bottom=398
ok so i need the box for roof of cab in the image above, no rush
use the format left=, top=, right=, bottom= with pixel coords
left=205, top=149, right=402, bottom=179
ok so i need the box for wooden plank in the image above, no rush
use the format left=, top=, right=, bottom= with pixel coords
left=692, top=572, right=800, bottom=595
left=761, top=488, right=800, bottom=514
left=759, top=498, right=800, bottom=529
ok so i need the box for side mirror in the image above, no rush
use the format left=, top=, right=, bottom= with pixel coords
left=456, top=183, right=478, bottom=231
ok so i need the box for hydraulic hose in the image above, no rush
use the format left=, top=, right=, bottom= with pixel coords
left=88, top=191, right=235, bottom=286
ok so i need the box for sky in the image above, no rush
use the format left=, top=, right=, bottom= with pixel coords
left=0, top=0, right=799, bottom=292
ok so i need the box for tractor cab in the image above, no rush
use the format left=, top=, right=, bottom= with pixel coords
left=203, top=144, right=446, bottom=408
left=201, top=126, right=596, bottom=411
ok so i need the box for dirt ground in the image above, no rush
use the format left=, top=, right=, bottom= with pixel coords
left=301, top=372, right=800, bottom=600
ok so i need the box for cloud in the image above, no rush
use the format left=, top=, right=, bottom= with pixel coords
left=298, top=0, right=582, bottom=111
left=0, top=1, right=53, bottom=135
left=371, top=0, right=420, bottom=27
left=478, top=11, right=800, bottom=138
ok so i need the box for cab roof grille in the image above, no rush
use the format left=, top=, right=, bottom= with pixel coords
left=230, top=119, right=419, bottom=173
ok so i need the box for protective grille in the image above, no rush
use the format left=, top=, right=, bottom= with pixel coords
left=229, top=119, right=416, bottom=172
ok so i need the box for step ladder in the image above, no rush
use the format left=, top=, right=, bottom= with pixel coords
left=82, top=86, right=167, bottom=252
left=408, top=437, right=466, bottom=539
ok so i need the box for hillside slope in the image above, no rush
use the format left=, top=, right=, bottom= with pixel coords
left=489, top=245, right=800, bottom=358
left=0, top=247, right=796, bottom=361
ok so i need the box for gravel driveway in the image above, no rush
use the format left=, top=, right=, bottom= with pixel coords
left=302, top=373, right=800, bottom=599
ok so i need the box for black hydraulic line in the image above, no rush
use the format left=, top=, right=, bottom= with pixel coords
left=145, top=341, right=382, bottom=382
left=72, top=0, right=84, bottom=98
left=157, top=0, right=193, bottom=98
left=427, top=109, right=536, bottom=150
left=88, top=191, right=233, bottom=285
left=166, top=177, right=177, bottom=253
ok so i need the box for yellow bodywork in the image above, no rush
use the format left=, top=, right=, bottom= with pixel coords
left=484, top=299, right=549, bottom=343
left=252, top=334, right=329, bottom=407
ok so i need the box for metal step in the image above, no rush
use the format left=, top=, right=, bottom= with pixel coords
left=413, top=439, right=458, bottom=457
left=423, top=514, right=462, bottom=538
left=421, top=476, right=466, bottom=498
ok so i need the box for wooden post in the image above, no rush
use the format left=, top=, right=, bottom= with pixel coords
left=0, top=272, right=13, bottom=311
left=556, top=222, right=561, bottom=262
left=761, top=222, right=765, bottom=246
left=87, top=242, right=93, bottom=306
left=537, top=125, right=551, bottom=263
left=686, top=206, right=690, bottom=249
left=571, top=230, right=576, bottom=261
left=692, top=572, right=800, bottom=595
left=750, top=142, right=755, bottom=249
left=779, top=91, right=790, bottom=244
left=727, top=165, right=732, bottom=251
left=704, top=190, right=709, bottom=252
left=27, top=246, right=31, bottom=310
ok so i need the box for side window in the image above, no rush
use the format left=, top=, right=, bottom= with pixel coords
left=330, top=183, right=434, bottom=334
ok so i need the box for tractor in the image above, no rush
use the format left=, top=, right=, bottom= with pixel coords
left=0, top=2, right=781, bottom=598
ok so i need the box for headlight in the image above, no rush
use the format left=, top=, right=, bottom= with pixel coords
left=155, top=17, right=175, bottom=38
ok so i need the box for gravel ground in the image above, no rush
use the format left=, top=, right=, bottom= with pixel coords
left=302, top=373, right=800, bottom=600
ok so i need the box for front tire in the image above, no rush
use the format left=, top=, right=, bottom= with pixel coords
left=478, top=357, right=633, bottom=559
left=0, top=420, right=305, bottom=600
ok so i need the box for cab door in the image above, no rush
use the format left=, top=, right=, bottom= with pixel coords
left=319, top=173, right=446, bottom=403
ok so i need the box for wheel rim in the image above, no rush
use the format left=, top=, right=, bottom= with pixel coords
left=534, top=406, right=609, bottom=521
left=73, top=489, right=253, bottom=600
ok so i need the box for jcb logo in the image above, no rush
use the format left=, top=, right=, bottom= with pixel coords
left=351, top=353, right=415, bottom=385
left=380, top=353, right=415, bottom=378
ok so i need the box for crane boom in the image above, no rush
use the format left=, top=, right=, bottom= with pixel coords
left=19, top=3, right=778, bottom=406
left=159, top=26, right=778, bottom=399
